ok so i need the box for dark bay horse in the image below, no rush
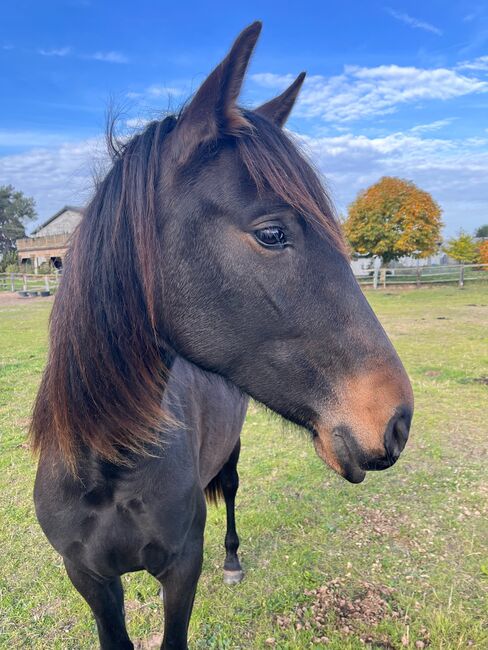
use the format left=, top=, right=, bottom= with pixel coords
left=31, top=22, right=413, bottom=650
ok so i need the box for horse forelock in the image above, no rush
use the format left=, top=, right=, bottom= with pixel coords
left=237, top=111, right=348, bottom=257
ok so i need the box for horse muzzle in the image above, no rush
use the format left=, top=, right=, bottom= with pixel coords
left=313, top=405, right=413, bottom=484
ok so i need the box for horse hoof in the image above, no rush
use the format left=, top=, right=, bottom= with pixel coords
left=223, top=569, right=244, bottom=585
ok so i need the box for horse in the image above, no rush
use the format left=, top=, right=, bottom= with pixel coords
left=30, top=22, right=414, bottom=650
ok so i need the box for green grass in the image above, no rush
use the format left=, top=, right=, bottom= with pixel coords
left=1, top=286, right=487, bottom=649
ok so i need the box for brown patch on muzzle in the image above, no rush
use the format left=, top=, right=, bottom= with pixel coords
left=315, top=365, right=414, bottom=483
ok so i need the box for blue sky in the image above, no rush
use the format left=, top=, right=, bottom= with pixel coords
left=1, top=1, right=487, bottom=236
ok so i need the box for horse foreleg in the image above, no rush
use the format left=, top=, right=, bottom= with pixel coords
left=157, top=504, right=205, bottom=650
left=64, top=559, right=133, bottom=650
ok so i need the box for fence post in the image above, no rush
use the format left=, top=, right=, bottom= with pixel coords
left=416, top=266, right=421, bottom=288
left=23, top=274, right=27, bottom=291
left=10, top=273, right=15, bottom=292
left=373, top=267, right=379, bottom=289
left=45, top=276, right=49, bottom=292
left=459, top=264, right=465, bottom=288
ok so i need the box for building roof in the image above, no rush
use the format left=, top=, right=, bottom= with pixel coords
left=31, top=205, right=84, bottom=236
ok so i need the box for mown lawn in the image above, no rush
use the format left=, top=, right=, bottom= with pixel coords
left=0, top=285, right=487, bottom=649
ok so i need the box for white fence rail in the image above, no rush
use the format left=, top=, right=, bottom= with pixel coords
left=354, top=263, right=488, bottom=289
left=0, top=272, right=60, bottom=295
left=1, top=264, right=487, bottom=296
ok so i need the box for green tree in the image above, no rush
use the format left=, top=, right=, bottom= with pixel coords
left=343, top=176, right=443, bottom=263
left=443, top=231, right=479, bottom=264
left=475, top=224, right=488, bottom=239
left=0, top=185, right=37, bottom=258
left=0, top=249, right=19, bottom=273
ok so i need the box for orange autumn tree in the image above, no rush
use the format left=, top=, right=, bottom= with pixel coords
left=478, top=240, right=488, bottom=264
left=344, top=177, right=443, bottom=263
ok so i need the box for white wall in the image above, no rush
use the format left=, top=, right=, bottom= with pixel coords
left=35, top=209, right=82, bottom=237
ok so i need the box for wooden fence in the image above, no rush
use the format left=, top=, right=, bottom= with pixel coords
left=1, top=264, right=487, bottom=296
left=0, top=272, right=60, bottom=295
left=355, top=263, right=488, bottom=289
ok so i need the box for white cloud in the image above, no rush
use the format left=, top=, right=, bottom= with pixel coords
left=456, top=55, right=488, bottom=72
left=125, top=83, right=188, bottom=103
left=410, top=118, right=455, bottom=133
left=297, top=131, right=488, bottom=234
left=87, top=51, right=129, bottom=64
left=35, top=47, right=129, bottom=64
left=0, top=138, right=107, bottom=228
left=146, top=84, right=184, bottom=97
left=1, top=127, right=486, bottom=236
left=38, top=47, right=72, bottom=57
left=252, top=64, right=488, bottom=123
left=125, top=117, right=150, bottom=128
left=386, top=8, right=443, bottom=36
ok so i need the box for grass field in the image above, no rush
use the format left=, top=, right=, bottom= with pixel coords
left=0, top=285, right=487, bottom=649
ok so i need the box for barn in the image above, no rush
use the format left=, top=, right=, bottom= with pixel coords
left=16, top=206, right=83, bottom=272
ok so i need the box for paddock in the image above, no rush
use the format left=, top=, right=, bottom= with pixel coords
left=1, top=285, right=487, bottom=649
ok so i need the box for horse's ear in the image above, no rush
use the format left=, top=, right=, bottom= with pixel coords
left=171, top=21, right=262, bottom=163
left=254, top=72, right=306, bottom=127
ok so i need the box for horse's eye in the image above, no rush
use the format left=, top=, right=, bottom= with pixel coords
left=254, top=226, right=288, bottom=249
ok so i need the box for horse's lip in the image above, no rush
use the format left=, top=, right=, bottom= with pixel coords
left=310, top=425, right=366, bottom=484
left=332, top=430, right=366, bottom=484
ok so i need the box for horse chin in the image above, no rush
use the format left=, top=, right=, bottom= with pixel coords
left=340, top=462, right=366, bottom=484
left=312, top=429, right=367, bottom=484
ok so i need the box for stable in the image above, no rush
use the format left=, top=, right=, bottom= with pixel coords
left=16, top=206, right=83, bottom=272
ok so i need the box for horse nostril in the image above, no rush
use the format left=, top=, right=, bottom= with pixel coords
left=384, top=406, right=411, bottom=462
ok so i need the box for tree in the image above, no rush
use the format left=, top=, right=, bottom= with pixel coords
left=343, top=176, right=443, bottom=263
left=475, top=224, right=488, bottom=239
left=0, top=185, right=36, bottom=258
left=443, top=231, right=479, bottom=264
left=477, top=240, right=488, bottom=265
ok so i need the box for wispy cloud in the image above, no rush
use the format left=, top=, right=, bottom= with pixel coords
left=456, top=55, right=488, bottom=72
left=410, top=118, right=455, bottom=133
left=300, top=130, right=488, bottom=234
left=86, top=50, right=129, bottom=64
left=386, top=8, right=443, bottom=36
left=252, top=64, right=487, bottom=123
left=35, top=47, right=129, bottom=63
left=1, top=128, right=486, bottom=236
left=146, top=84, right=184, bottom=97
left=0, top=137, right=104, bottom=226
left=125, top=83, right=188, bottom=102
left=125, top=118, right=150, bottom=128
left=38, top=47, right=72, bottom=57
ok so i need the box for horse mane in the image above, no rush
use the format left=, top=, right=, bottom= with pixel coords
left=30, top=109, right=346, bottom=472
left=30, top=116, right=178, bottom=470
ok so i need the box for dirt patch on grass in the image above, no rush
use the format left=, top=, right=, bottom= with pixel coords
left=134, top=634, right=163, bottom=649
left=0, top=293, right=54, bottom=307
left=276, top=578, right=430, bottom=647
left=31, top=598, right=63, bottom=621
left=350, top=506, right=420, bottom=552
left=472, top=375, right=488, bottom=386
left=424, top=370, right=440, bottom=377
left=356, top=507, right=405, bottom=537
